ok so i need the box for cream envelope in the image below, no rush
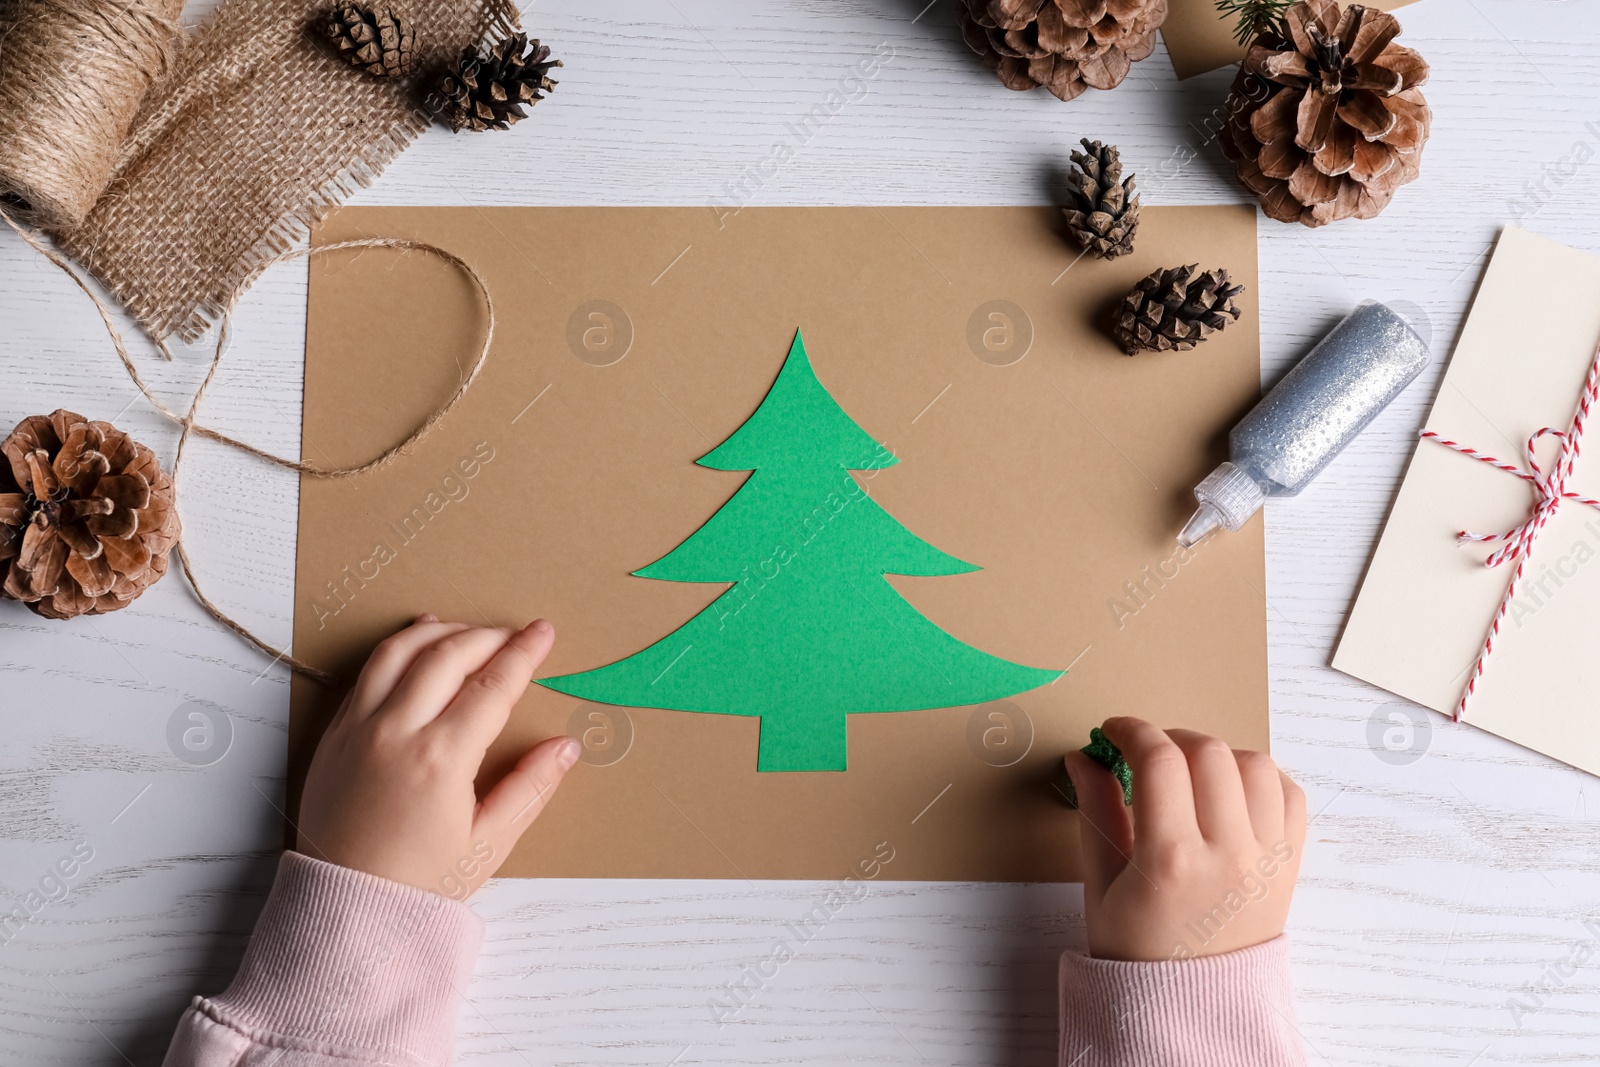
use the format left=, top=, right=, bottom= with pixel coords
left=1334, top=227, right=1600, bottom=776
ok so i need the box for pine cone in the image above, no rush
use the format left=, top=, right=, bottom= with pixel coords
left=0, top=411, right=179, bottom=620
left=436, top=34, right=561, bottom=132
left=1063, top=138, right=1139, bottom=258
left=1219, top=0, right=1430, bottom=227
left=326, top=2, right=414, bottom=78
left=957, top=0, right=1168, bottom=102
left=1113, top=265, right=1245, bottom=354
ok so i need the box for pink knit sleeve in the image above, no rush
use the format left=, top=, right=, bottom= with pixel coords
left=1058, top=936, right=1307, bottom=1067
left=161, top=850, right=483, bottom=1067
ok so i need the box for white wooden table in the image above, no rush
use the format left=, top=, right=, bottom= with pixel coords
left=3, top=1, right=1598, bottom=1063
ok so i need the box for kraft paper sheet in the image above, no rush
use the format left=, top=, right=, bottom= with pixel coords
left=291, top=205, right=1267, bottom=880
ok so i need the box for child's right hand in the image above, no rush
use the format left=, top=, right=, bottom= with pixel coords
left=1064, top=716, right=1306, bottom=962
left=296, top=615, right=580, bottom=900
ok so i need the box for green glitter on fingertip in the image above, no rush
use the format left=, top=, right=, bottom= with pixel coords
left=1081, top=727, right=1133, bottom=806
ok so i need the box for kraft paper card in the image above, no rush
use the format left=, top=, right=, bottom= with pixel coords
left=291, top=205, right=1268, bottom=881
left=1162, top=0, right=1417, bottom=80
left=1334, top=227, right=1600, bottom=777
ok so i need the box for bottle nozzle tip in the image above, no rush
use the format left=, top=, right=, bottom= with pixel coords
left=1178, top=504, right=1222, bottom=548
left=1180, top=462, right=1266, bottom=545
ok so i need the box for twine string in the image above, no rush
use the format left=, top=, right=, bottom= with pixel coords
left=0, top=0, right=185, bottom=230
left=1419, top=340, right=1600, bottom=721
left=1, top=206, right=495, bottom=684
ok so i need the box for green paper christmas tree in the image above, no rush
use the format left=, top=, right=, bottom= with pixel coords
left=539, top=331, right=1062, bottom=772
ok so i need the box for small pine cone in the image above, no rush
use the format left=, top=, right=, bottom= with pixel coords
left=0, top=410, right=179, bottom=620
left=326, top=2, right=414, bottom=78
left=436, top=33, right=561, bottom=132
left=1113, top=265, right=1245, bottom=355
left=1063, top=138, right=1139, bottom=259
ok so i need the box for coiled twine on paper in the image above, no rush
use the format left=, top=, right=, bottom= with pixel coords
left=0, top=0, right=185, bottom=231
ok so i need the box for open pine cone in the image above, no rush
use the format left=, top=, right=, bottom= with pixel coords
left=1063, top=138, right=1140, bottom=258
left=1219, top=0, right=1430, bottom=226
left=436, top=33, right=561, bottom=132
left=326, top=2, right=415, bottom=78
left=958, top=0, right=1168, bottom=102
left=0, top=411, right=179, bottom=619
left=1113, top=265, right=1245, bottom=354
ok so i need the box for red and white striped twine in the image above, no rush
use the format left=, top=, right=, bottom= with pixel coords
left=1420, top=340, right=1600, bottom=722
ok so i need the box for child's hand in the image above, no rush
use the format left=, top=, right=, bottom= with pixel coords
left=297, top=615, right=580, bottom=899
left=1064, top=716, right=1305, bottom=962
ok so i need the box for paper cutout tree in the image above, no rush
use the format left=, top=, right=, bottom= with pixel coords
left=539, top=331, right=1062, bottom=772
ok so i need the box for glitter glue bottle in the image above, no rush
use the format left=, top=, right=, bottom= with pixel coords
left=1178, top=300, right=1431, bottom=548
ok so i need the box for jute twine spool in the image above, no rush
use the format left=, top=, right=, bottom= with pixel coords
left=0, top=0, right=185, bottom=231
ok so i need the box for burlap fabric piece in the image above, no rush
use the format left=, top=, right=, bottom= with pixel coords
left=56, top=0, right=518, bottom=342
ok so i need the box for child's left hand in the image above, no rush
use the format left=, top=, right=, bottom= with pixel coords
left=296, top=614, right=580, bottom=899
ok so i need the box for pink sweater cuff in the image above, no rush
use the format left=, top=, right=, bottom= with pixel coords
left=191, top=850, right=483, bottom=1067
left=1058, top=936, right=1306, bottom=1067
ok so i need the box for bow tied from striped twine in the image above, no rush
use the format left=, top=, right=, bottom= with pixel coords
left=1419, top=340, right=1600, bottom=721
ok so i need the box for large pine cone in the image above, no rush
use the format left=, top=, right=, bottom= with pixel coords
left=1113, top=265, right=1245, bottom=354
left=1063, top=138, right=1140, bottom=258
left=1219, top=0, right=1430, bottom=227
left=326, top=2, right=415, bottom=78
left=0, top=411, right=179, bottom=619
left=436, top=33, right=561, bottom=132
left=958, top=0, right=1168, bottom=102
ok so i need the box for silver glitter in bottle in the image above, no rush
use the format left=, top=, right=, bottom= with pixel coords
left=1178, top=300, right=1431, bottom=547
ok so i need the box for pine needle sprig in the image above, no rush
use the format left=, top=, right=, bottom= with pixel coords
left=1215, top=0, right=1293, bottom=45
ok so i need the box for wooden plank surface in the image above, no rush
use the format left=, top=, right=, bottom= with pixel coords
left=2, top=1, right=1597, bottom=1063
